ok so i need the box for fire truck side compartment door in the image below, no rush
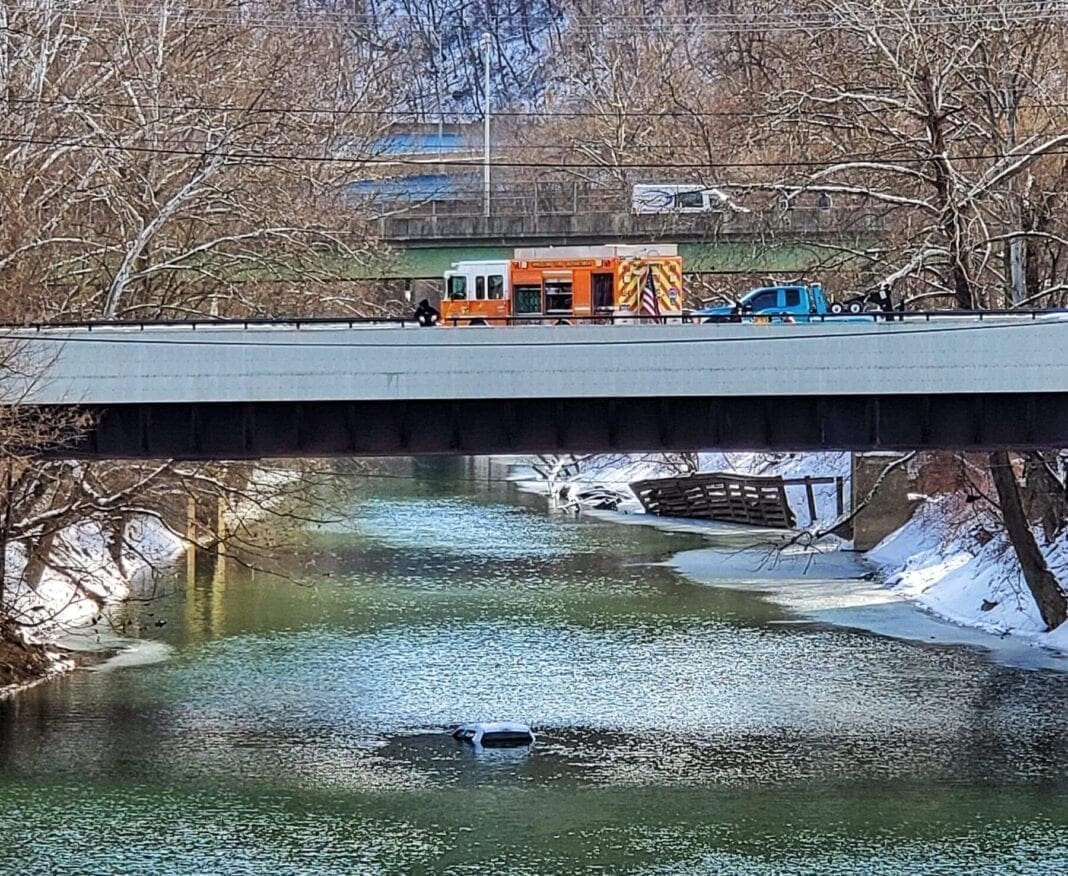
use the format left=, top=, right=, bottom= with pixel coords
left=542, top=271, right=574, bottom=314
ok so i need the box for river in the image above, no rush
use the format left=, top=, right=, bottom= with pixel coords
left=2, top=463, right=1067, bottom=874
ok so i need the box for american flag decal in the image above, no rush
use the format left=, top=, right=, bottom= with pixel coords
left=640, top=266, right=662, bottom=322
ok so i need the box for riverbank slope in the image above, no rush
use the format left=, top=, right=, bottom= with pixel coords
left=1, top=515, right=184, bottom=698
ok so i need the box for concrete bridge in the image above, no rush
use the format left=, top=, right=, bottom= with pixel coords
left=370, top=208, right=884, bottom=282
left=5, top=315, right=1068, bottom=459
left=376, top=208, right=885, bottom=247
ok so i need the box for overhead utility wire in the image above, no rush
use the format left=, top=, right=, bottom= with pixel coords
left=19, top=3, right=1068, bottom=32
left=7, top=96, right=1068, bottom=118
left=1, top=133, right=1066, bottom=169
left=36, top=1, right=1068, bottom=21
left=50, top=0, right=1064, bottom=13
left=1, top=134, right=1036, bottom=154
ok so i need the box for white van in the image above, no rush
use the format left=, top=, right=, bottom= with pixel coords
left=631, top=184, right=729, bottom=214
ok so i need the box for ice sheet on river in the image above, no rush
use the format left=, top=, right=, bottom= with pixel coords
left=671, top=545, right=1068, bottom=671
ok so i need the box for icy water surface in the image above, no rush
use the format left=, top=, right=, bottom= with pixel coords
left=2, top=461, right=1068, bottom=874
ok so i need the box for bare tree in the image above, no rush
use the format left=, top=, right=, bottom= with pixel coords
left=0, top=2, right=437, bottom=684
left=988, top=450, right=1067, bottom=629
left=526, top=1, right=1068, bottom=629
left=727, top=0, right=1068, bottom=307
left=0, top=338, right=93, bottom=682
left=0, top=0, right=407, bottom=322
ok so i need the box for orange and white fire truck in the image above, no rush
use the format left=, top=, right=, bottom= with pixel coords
left=440, top=245, right=683, bottom=325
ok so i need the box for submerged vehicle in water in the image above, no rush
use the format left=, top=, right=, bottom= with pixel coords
left=451, top=722, right=535, bottom=747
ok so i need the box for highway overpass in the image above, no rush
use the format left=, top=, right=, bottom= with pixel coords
left=376, top=209, right=884, bottom=247
left=4, top=316, right=1068, bottom=458
left=367, top=209, right=884, bottom=281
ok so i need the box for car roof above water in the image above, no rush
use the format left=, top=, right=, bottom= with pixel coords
left=451, top=722, right=535, bottom=746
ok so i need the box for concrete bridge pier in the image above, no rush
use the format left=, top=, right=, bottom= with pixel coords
left=184, top=495, right=231, bottom=587
left=850, top=453, right=922, bottom=551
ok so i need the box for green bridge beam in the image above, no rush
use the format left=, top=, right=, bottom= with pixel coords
left=359, top=240, right=876, bottom=281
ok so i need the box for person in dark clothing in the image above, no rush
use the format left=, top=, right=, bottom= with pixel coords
left=413, top=299, right=440, bottom=327
left=877, top=284, right=896, bottom=320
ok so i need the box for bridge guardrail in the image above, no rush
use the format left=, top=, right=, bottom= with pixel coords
left=2, top=309, right=1064, bottom=333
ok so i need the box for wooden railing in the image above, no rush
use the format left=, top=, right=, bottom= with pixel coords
left=630, top=472, right=845, bottom=529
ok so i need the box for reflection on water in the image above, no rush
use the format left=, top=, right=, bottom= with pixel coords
left=2, top=463, right=1067, bottom=874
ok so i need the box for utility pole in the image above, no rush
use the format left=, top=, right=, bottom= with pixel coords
left=482, top=32, right=492, bottom=218
left=1004, top=81, right=1026, bottom=306
left=432, top=33, right=444, bottom=153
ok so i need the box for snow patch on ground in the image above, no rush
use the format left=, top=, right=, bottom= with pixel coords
left=665, top=543, right=1068, bottom=671
left=224, top=465, right=302, bottom=525
left=867, top=495, right=1068, bottom=652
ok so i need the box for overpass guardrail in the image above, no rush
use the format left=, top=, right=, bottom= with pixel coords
left=1, top=309, right=1065, bottom=333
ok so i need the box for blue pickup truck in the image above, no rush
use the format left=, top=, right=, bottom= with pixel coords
left=695, top=283, right=878, bottom=322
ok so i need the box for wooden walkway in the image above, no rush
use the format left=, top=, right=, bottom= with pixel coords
left=630, top=472, right=845, bottom=529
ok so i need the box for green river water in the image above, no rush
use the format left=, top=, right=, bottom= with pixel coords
left=2, top=465, right=1068, bottom=874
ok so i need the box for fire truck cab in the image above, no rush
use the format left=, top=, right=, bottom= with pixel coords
left=441, top=245, right=683, bottom=325
left=443, top=259, right=512, bottom=324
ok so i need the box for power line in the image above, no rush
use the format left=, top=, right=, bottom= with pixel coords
left=0, top=134, right=1006, bottom=155
left=2, top=132, right=1067, bottom=169
left=0, top=127, right=1052, bottom=155
left=7, top=95, right=1068, bottom=119
left=30, top=2, right=1068, bottom=20
left=0, top=96, right=772, bottom=119
left=12, top=2, right=1068, bottom=34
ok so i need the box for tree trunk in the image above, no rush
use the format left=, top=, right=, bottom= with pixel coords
left=919, top=67, right=974, bottom=310
left=1022, top=451, right=1066, bottom=543
left=0, top=463, right=10, bottom=618
left=104, top=513, right=128, bottom=580
left=988, top=451, right=1068, bottom=630
left=1008, top=235, right=1027, bottom=306
left=22, top=527, right=60, bottom=592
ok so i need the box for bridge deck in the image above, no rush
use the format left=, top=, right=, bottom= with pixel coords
left=8, top=317, right=1068, bottom=405
left=4, top=317, right=1067, bottom=457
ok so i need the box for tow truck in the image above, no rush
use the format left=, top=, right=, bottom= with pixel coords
left=695, top=283, right=887, bottom=322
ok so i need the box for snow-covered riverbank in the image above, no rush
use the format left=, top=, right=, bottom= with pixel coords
left=668, top=541, right=1068, bottom=671
left=0, top=464, right=310, bottom=697
left=866, top=496, right=1068, bottom=653
left=6, top=516, right=184, bottom=634
left=1, top=516, right=184, bottom=698
left=521, top=452, right=1068, bottom=663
